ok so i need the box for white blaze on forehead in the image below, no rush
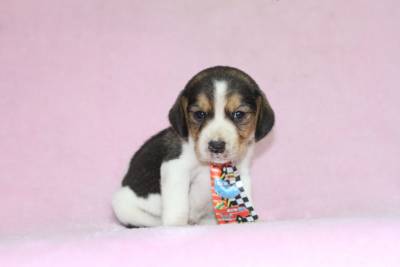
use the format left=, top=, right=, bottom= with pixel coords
left=213, top=80, right=227, bottom=120
left=197, top=79, right=237, bottom=162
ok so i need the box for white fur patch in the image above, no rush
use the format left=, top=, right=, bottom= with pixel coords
left=112, top=186, right=162, bottom=227
left=160, top=139, right=197, bottom=225
left=214, top=80, right=228, bottom=121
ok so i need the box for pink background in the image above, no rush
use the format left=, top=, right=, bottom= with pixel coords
left=1, top=0, right=400, bottom=238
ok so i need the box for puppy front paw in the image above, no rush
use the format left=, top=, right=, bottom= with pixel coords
left=162, top=214, right=189, bottom=226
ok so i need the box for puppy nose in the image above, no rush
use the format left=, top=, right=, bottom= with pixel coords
left=208, top=140, right=226, bottom=154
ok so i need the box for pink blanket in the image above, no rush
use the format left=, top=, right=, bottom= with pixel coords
left=1, top=0, right=399, bottom=266
left=1, top=218, right=400, bottom=266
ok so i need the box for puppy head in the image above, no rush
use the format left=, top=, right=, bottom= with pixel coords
left=169, top=66, right=274, bottom=163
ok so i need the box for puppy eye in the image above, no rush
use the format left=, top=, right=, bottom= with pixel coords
left=193, top=111, right=207, bottom=121
left=232, top=111, right=245, bottom=121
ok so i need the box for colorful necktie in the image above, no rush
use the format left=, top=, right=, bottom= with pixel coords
left=210, top=162, right=258, bottom=224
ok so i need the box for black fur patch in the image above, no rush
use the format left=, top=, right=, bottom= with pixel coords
left=122, top=127, right=182, bottom=197
left=255, top=93, right=275, bottom=141
left=168, top=95, right=188, bottom=139
left=125, top=224, right=141, bottom=229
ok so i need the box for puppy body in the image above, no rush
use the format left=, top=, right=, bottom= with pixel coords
left=112, top=66, right=274, bottom=227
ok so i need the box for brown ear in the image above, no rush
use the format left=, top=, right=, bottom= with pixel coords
left=255, top=93, right=275, bottom=142
left=168, top=94, right=188, bottom=140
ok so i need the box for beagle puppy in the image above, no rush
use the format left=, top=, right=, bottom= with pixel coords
left=112, top=66, right=274, bottom=227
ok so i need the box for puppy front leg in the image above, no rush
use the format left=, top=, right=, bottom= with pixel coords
left=160, top=161, right=191, bottom=226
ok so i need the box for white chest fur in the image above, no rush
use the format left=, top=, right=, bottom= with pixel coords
left=188, top=164, right=214, bottom=224
left=160, top=139, right=254, bottom=226
left=160, top=139, right=210, bottom=225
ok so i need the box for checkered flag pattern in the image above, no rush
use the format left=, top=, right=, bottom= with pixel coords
left=210, top=163, right=258, bottom=224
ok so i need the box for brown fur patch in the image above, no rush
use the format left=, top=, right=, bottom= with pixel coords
left=189, top=122, right=201, bottom=141
left=225, top=93, right=258, bottom=152
left=196, top=93, right=212, bottom=113
left=186, top=93, right=213, bottom=141
left=225, top=93, right=242, bottom=113
left=237, top=116, right=257, bottom=151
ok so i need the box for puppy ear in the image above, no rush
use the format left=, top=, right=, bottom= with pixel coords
left=255, top=92, right=275, bottom=142
left=168, top=94, right=188, bottom=140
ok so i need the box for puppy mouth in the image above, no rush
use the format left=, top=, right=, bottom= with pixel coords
left=208, top=152, right=233, bottom=164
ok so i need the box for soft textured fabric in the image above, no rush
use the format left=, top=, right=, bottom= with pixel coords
left=1, top=0, right=399, bottom=266
left=1, top=218, right=400, bottom=266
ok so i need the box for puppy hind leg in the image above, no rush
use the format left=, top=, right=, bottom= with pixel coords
left=112, top=186, right=162, bottom=227
left=198, top=212, right=218, bottom=225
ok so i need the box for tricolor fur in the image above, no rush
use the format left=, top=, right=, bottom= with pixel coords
left=112, top=66, right=274, bottom=227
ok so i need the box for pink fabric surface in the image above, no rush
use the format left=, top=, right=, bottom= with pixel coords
left=1, top=218, right=400, bottom=267
left=1, top=0, right=400, bottom=264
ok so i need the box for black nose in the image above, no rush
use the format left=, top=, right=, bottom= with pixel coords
left=208, top=140, right=226, bottom=154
